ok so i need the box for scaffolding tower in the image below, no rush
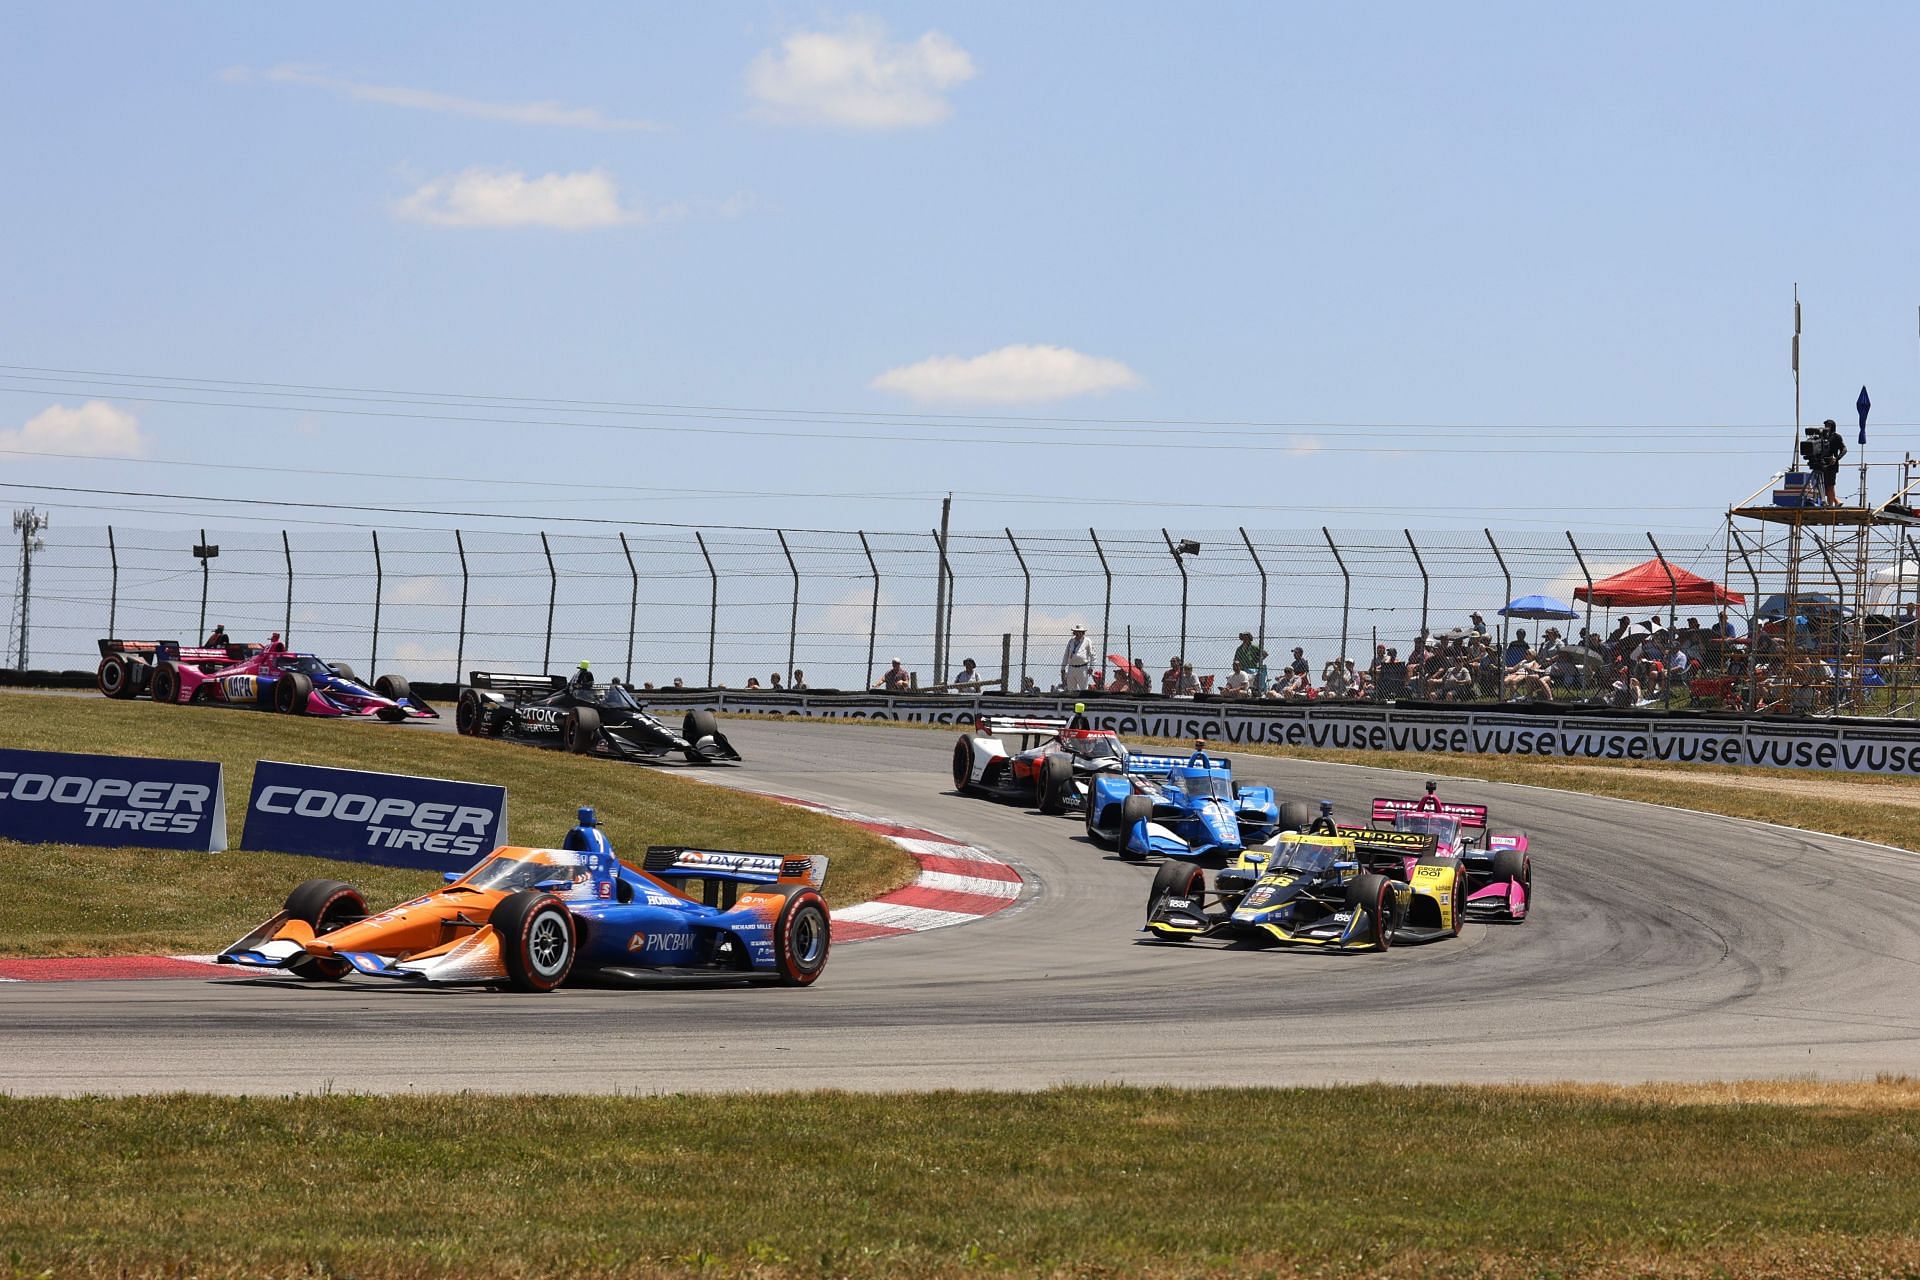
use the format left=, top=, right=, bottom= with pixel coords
left=1724, top=459, right=1920, bottom=715
left=8, top=509, right=48, bottom=671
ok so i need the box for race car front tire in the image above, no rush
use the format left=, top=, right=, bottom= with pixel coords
left=374, top=674, right=412, bottom=712
left=283, top=878, right=367, bottom=981
left=684, top=708, right=721, bottom=746
left=96, top=654, right=145, bottom=699
left=1116, top=795, right=1153, bottom=860
left=330, top=662, right=358, bottom=683
left=952, top=736, right=976, bottom=792
left=147, top=662, right=181, bottom=706
left=1147, top=861, right=1205, bottom=940
left=273, top=671, right=313, bottom=714
left=1038, top=755, right=1072, bottom=814
left=564, top=705, right=601, bottom=754
left=1491, top=849, right=1531, bottom=920
left=1276, top=799, right=1318, bottom=833
left=1349, top=872, right=1396, bottom=951
left=494, top=890, right=575, bottom=992
left=773, top=888, right=831, bottom=986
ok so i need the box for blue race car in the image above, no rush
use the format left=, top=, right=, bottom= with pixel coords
left=216, top=808, right=830, bottom=990
left=1083, top=748, right=1282, bottom=863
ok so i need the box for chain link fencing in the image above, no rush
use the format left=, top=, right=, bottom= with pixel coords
left=4, top=518, right=1769, bottom=708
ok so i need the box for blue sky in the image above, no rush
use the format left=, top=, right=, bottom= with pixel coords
left=3, top=2, right=1918, bottom=541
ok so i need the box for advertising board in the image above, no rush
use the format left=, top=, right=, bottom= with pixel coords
left=0, top=747, right=227, bottom=850
left=242, top=760, right=509, bottom=871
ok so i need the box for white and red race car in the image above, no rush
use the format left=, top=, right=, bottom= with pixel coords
left=1367, top=781, right=1532, bottom=920
left=950, top=712, right=1129, bottom=814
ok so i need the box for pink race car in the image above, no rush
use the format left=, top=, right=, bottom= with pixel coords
left=1364, top=782, right=1532, bottom=920
left=97, top=634, right=436, bottom=721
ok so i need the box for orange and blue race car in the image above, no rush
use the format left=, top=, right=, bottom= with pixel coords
left=217, top=808, right=830, bottom=990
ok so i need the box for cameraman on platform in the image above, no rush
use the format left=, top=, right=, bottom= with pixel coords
left=1803, top=418, right=1847, bottom=507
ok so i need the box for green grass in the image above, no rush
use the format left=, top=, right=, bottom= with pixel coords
left=2, top=1085, right=1918, bottom=1278
left=0, top=692, right=915, bottom=956
left=725, top=711, right=1920, bottom=854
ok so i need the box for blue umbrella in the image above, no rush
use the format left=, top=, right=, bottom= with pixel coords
left=1499, top=594, right=1580, bottom=620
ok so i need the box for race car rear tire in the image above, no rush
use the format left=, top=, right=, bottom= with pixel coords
left=1492, top=849, right=1531, bottom=920
left=1117, top=795, right=1153, bottom=861
left=773, top=888, right=831, bottom=986
left=96, top=653, right=144, bottom=699
left=330, top=662, right=358, bottom=683
left=1276, top=799, right=1318, bottom=833
left=273, top=671, right=313, bottom=714
left=147, top=662, right=181, bottom=706
left=456, top=689, right=483, bottom=735
left=283, top=878, right=367, bottom=982
left=951, top=736, right=976, bottom=792
left=494, top=890, right=575, bottom=993
left=564, top=705, right=601, bottom=754
left=1349, top=872, right=1395, bottom=951
left=1038, top=755, right=1072, bottom=815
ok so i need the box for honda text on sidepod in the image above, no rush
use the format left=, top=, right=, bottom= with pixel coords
left=218, top=809, right=829, bottom=990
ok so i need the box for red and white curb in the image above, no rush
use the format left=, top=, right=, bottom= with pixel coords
left=753, top=792, right=1024, bottom=943
left=0, top=799, right=1023, bottom=981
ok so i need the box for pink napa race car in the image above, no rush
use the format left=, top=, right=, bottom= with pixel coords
left=98, top=634, right=437, bottom=721
left=1365, top=781, right=1531, bottom=920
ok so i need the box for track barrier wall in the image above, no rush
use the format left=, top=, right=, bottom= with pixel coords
left=636, top=691, right=1920, bottom=776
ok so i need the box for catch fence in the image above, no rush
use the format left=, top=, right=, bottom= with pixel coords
left=4, top=519, right=1761, bottom=706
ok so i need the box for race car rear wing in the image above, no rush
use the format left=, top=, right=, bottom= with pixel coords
left=1336, top=825, right=1441, bottom=858
left=975, top=715, right=1069, bottom=744
left=468, top=671, right=568, bottom=695
left=1122, top=752, right=1232, bottom=775
left=98, top=637, right=257, bottom=664
left=1370, top=797, right=1489, bottom=829
left=642, top=846, right=828, bottom=887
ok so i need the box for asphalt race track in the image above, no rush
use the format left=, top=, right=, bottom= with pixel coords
left=4, top=714, right=1919, bottom=1095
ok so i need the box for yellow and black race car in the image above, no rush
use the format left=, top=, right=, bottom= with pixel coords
left=1142, top=818, right=1468, bottom=952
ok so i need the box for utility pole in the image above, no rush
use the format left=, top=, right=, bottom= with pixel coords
left=8, top=509, right=48, bottom=670
left=931, top=494, right=952, bottom=685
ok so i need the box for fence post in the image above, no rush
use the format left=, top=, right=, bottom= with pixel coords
left=932, top=530, right=956, bottom=687
left=1162, top=529, right=1189, bottom=668
left=369, top=530, right=382, bottom=675
left=1404, top=530, right=1430, bottom=638
left=1005, top=529, right=1030, bottom=687
left=1727, top=527, right=1763, bottom=711
left=1001, top=632, right=1012, bottom=695
left=1323, top=527, right=1351, bottom=671
left=539, top=531, right=557, bottom=676
left=1566, top=531, right=1594, bottom=645
left=1239, top=527, right=1268, bottom=663
left=776, top=529, right=799, bottom=685
left=694, top=531, right=717, bottom=687
left=858, top=531, right=880, bottom=691
left=106, top=526, right=118, bottom=639
left=454, top=530, right=469, bottom=687
left=1485, top=528, right=1512, bottom=649
left=196, top=527, right=210, bottom=641
left=1090, top=528, right=1113, bottom=667
left=618, top=532, right=637, bottom=684
left=1646, top=533, right=1681, bottom=711
left=281, top=530, right=293, bottom=639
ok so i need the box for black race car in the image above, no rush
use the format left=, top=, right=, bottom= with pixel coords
left=456, top=672, right=740, bottom=765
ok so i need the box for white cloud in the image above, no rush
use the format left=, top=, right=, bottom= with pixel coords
left=871, top=344, right=1144, bottom=404
left=746, top=17, right=975, bottom=129
left=0, top=401, right=145, bottom=458
left=394, top=168, right=651, bottom=230
left=225, top=65, right=660, bottom=132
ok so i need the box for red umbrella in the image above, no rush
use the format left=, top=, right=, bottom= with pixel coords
left=1108, top=653, right=1147, bottom=686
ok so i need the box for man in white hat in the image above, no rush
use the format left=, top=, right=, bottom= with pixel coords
left=1060, top=625, right=1094, bottom=693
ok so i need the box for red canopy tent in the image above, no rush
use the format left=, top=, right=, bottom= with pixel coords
left=1574, top=559, right=1745, bottom=608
